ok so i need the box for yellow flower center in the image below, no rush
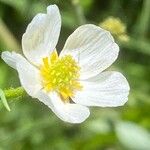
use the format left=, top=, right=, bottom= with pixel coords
left=40, top=50, right=82, bottom=102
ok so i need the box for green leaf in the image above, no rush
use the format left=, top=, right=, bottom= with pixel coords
left=115, top=121, right=150, bottom=150
left=0, top=88, right=11, bottom=111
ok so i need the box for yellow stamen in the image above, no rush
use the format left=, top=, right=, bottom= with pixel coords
left=40, top=50, right=82, bottom=102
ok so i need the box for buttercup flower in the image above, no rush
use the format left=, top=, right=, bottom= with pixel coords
left=1, top=5, right=130, bottom=123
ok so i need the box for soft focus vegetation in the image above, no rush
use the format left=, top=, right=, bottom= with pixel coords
left=0, top=0, right=150, bottom=149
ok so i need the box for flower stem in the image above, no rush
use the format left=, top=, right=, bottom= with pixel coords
left=4, top=87, right=26, bottom=99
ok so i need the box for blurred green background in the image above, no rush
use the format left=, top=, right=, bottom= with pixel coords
left=0, top=0, right=150, bottom=150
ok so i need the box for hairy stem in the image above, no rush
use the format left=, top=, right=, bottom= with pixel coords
left=4, top=87, right=26, bottom=99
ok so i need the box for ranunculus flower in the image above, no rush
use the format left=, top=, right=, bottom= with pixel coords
left=1, top=5, right=130, bottom=123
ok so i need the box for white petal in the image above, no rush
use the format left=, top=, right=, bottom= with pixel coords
left=22, top=5, right=61, bottom=65
left=72, top=71, right=130, bottom=107
left=16, top=58, right=42, bottom=97
left=60, top=24, right=119, bottom=79
left=36, top=91, right=90, bottom=123
left=1, top=51, right=42, bottom=97
left=1, top=51, right=23, bottom=69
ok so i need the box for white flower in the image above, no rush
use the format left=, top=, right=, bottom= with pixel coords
left=1, top=5, right=130, bottom=123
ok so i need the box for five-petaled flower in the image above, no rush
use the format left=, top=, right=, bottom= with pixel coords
left=1, top=5, right=130, bottom=123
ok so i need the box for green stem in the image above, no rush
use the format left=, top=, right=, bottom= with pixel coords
left=4, top=87, right=26, bottom=99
